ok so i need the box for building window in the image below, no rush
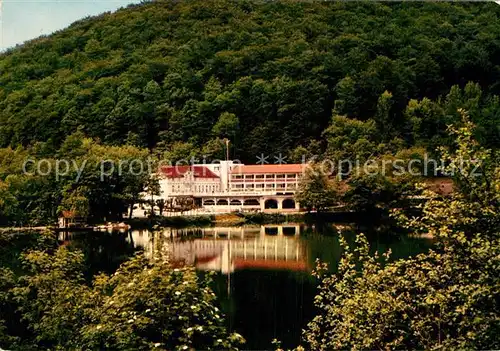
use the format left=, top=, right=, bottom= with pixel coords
left=287, top=174, right=296, bottom=178
left=256, top=184, right=264, bottom=188
left=266, top=184, right=275, bottom=188
left=246, top=184, right=254, bottom=188
left=245, top=175, right=254, bottom=180
left=255, top=174, right=264, bottom=179
left=265, top=174, right=274, bottom=179
left=276, top=174, right=285, bottom=179
left=277, top=183, right=286, bottom=189
left=233, top=175, right=243, bottom=180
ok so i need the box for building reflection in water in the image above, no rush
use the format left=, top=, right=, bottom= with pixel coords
left=127, top=224, right=307, bottom=274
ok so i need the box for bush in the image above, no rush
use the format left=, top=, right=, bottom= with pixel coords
left=0, top=245, right=244, bottom=350
left=301, top=113, right=500, bottom=350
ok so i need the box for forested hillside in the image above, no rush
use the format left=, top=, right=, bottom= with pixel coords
left=1, top=0, right=500, bottom=162
left=1, top=3, right=499, bottom=349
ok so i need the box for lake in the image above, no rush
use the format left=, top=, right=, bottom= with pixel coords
left=58, top=223, right=433, bottom=350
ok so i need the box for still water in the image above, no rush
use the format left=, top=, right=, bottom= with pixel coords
left=59, top=223, right=433, bottom=350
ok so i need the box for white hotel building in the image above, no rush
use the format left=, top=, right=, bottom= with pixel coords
left=154, top=161, right=306, bottom=212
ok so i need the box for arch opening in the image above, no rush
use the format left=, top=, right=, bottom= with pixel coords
left=230, top=199, right=242, bottom=206
left=244, top=199, right=260, bottom=206
left=265, top=227, right=278, bottom=236
left=203, top=199, right=215, bottom=206
left=264, top=199, right=278, bottom=209
left=217, top=199, right=228, bottom=206
left=282, top=198, right=296, bottom=209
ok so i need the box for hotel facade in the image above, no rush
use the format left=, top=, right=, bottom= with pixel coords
left=154, top=161, right=306, bottom=213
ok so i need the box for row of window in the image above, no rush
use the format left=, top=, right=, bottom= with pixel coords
left=170, top=184, right=221, bottom=193
left=231, top=183, right=296, bottom=189
left=232, top=174, right=298, bottom=180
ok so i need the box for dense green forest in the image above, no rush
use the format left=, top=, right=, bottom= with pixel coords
left=1, top=0, right=500, bottom=161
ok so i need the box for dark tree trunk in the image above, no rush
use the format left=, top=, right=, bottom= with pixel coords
left=129, top=202, right=134, bottom=219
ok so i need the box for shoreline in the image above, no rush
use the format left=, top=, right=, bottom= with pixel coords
left=0, top=211, right=359, bottom=232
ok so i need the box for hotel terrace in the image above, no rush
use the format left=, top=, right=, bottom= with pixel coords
left=154, top=161, right=306, bottom=212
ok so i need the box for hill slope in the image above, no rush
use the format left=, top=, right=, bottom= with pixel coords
left=1, top=0, right=500, bottom=161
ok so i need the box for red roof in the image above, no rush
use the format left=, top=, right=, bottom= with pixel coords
left=159, top=166, right=219, bottom=179
left=62, top=210, right=75, bottom=218
left=230, top=164, right=306, bottom=175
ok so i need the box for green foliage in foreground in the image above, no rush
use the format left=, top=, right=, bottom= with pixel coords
left=299, top=113, right=500, bottom=350
left=0, top=236, right=244, bottom=350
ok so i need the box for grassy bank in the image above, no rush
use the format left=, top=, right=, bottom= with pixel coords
left=240, top=212, right=306, bottom=224
left=124, top=211, right=358, bottom=229
left=125, top=213, right=305, bottom=229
